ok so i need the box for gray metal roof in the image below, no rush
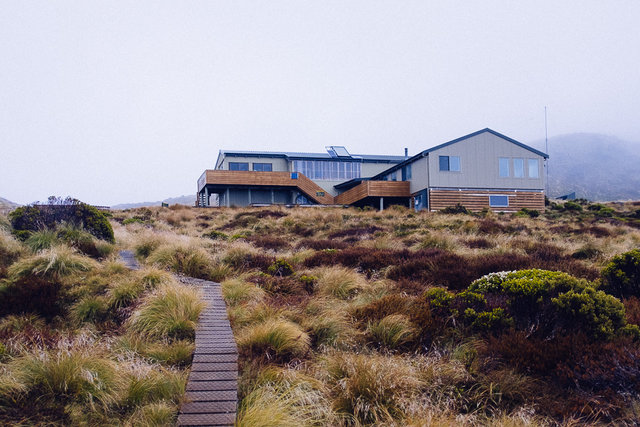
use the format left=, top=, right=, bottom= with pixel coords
left=220, top=150, right=406, bottom=163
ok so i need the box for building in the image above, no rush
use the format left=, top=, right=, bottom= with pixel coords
left=197, top=128, right=548, bottom=212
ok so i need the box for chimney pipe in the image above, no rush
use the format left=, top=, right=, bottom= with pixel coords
left=404, top=148, right=408, bottom=159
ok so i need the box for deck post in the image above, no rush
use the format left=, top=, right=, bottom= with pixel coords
left=379, top=197, right=384, bottom=211
left=225, top=189, right=230, bottom=208
left=204, top=187, right=209, bottom=207
left=271, top=189, right=275, bottom=204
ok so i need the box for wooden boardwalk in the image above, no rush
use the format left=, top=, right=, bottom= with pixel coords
left=176, top=277, right=238, bottom=427
left=118, top=252, right=238, bottom=426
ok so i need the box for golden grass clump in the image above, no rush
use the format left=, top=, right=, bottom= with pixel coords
left=0, top=229, right=24, bottom=269
left=222, top=278, right=265, bottom=307
left=146, top=242, right=214, bottom=279
left=132, top=232, right=169, bottom=259
left=236, top=379, right=336, bottom=427
left=324, top=352, right=424, bottom=424
left=313, top=266, right=366, bottom=299
left=368, top=314, right=418, bottom=349
left=124, top=401, right=177, bottom=426
left=127, top=283, right=206, bottom=340
left=8, top=245, right=97, bottom=280
left=8, top=350, right=121, bottom=409
left=238, top=318, right=310, bottom=358
left=24, top=229, right=58, bottom=253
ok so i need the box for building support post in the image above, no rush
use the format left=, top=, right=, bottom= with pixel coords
left=225, top=188, right=230, bottom=208
left=379, top=197, right=384, bottom=211
left=204, top=187, right=209, bottom=207
left=248, top=189, right=252, bottom=206
left=271, top=190, right=275, bottom=205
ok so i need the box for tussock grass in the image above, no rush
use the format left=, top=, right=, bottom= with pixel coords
left=368, top=314, right=418, bottom=349
left=147, top=242, right=213, bottom=279
left=237, top=380, right=336, bottom=427
left=0, top=229, right=24, bottom=269
left=25, top=229, right=58, bottom=252
left=118, top=334, right=195, bottom=366
left=127, top=283, right=206, bottom=340
left=324, top=352, right=424, bottom=424
left=133, top=233, right=169, bottom=259
left=313, top=266, right=366, bottom=299
left=122, top=367, right=186, bottom=407
left=109, top=279, right=146, bottom=309
left=238, top=318, right=310, bottom=358
left=137, top=267, right=174, bottom=289
left=9, top=350, right=121, bottom=409
left=8, top=245, right=96, bottom=280
left=222, top=278, right=265, bottom=306
left=71, top=295, right=109, bottom=324
left=125, top=401, right=177, bottom=426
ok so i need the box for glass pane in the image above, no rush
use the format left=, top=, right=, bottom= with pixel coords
left=439, top=156, right=449, bottom=171
left=490, top=195, right=509, bottom=207
left=450, top=156, right=461, bottom=172
left=354, top=163, right=361, bottom=178
left=528, top=159, right=539, bottom=178
left=514, top=158, right=524, bottom=177
left=499, top=158, right=509, bottom=177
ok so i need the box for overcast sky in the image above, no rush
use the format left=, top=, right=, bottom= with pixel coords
left=1, top=1, right=639, bottom=206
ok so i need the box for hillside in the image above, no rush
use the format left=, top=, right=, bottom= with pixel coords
left=0, top=197, right=19, bottom=214
left=531, top=133, right=640, bottom=201
left=111, top=194, right=195, bottom=210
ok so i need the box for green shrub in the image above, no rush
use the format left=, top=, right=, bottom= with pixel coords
left=202, top=230, right=228, bottom=240
left=563, top=201, right=583, bottom=212
left=441, top=204, right=471, bottom=215
left=515, top=208, right=540, bottom=218
left=553, top=287, right=626, bottom=339
left=9, top=197, right=114, bottom=243
left=267, top=259, right=294, bottom=277
left=601, top=249, right=640, bottom=298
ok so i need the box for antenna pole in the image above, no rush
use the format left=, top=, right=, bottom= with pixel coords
left=544, top=106, right=549, bottom=196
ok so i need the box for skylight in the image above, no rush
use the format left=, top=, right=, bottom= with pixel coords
left=326, top=146, right=352, bottom=158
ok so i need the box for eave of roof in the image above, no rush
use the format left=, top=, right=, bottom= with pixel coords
left=220, top=150, right=405, bottom=163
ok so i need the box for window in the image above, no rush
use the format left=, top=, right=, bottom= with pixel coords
left=390, top=171, right=397, bottom=181
left=253, top=162, right=272, bottom=172
left=402, top=164, right=412, bottom=180
left=292, top=160, right=361, bottom=180
left=489, top=195, right=509, bottom=207
left=499, top=158, right=510, bottom=177
left=229, top=162, right=249, bottom=171
left=528, top=159, right=539, bottom=178
left=513, top=158, right=524, bottom=178
left=439, top=156, right=460, bottom=172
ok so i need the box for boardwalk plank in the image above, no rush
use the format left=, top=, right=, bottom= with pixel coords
left=181, top=401, right=237, bottom=414
left=185, top=390, right=237, bottom=402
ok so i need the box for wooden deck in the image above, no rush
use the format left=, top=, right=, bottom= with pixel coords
left=199, top=170, right=335, bottom=204
left=334, top=180, right=411, bottom=205
left=176, top=277, right=238, bottom=427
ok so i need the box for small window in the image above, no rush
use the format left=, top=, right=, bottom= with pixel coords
left=405, top=164, right=412, bottom=180
left=253, top=162, right=272, bottom=172
left=499, top=158, right=510, bottom=177
left=229, top=162, right=249, bottom=171
left=439, top=156, right=460, bottom=172
left=390, top=171, right=397, bottom=181
left=489, top=195, right=509, bottom=207
left=528, top=159, right=539, bottom=178
left=513, top=158, right=524, bottom=178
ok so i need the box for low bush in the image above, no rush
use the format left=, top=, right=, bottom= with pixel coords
left=128, top=284, right=206, bottom=340
left=249, top=236, right=290, bottom=251
left=9, top=197, right=114, bottom=243
left=222, top=246, right=274, bottom=271
left=267, top=259, right=294, bottom=277
left=601, top=249, right=640, bottom=298
left=296, top=239, right=348, bottom=250
left=202, top=229, right=228, bottom=240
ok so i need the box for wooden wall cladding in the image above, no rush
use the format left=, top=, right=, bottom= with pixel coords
left=429, top=189, right=545, bottom=212
left=335, top=181, right=410, bottom=205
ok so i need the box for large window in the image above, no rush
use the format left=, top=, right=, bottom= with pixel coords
left=292, top=160, right=361, bottom=180
left=253, top=162, right=272, bottom=172
left=229, top=162, right=249, bottom=171
left=499, top=158, right=510, bottom=177
left=513, top=158, right=524, bottom=178
left=439, top=156, right=460, bottom=172
left=489, top=195, right=509, bottom=207
left=528, top=159, right=539, bottom=178
left=402, top=164, right=412, bottom=180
